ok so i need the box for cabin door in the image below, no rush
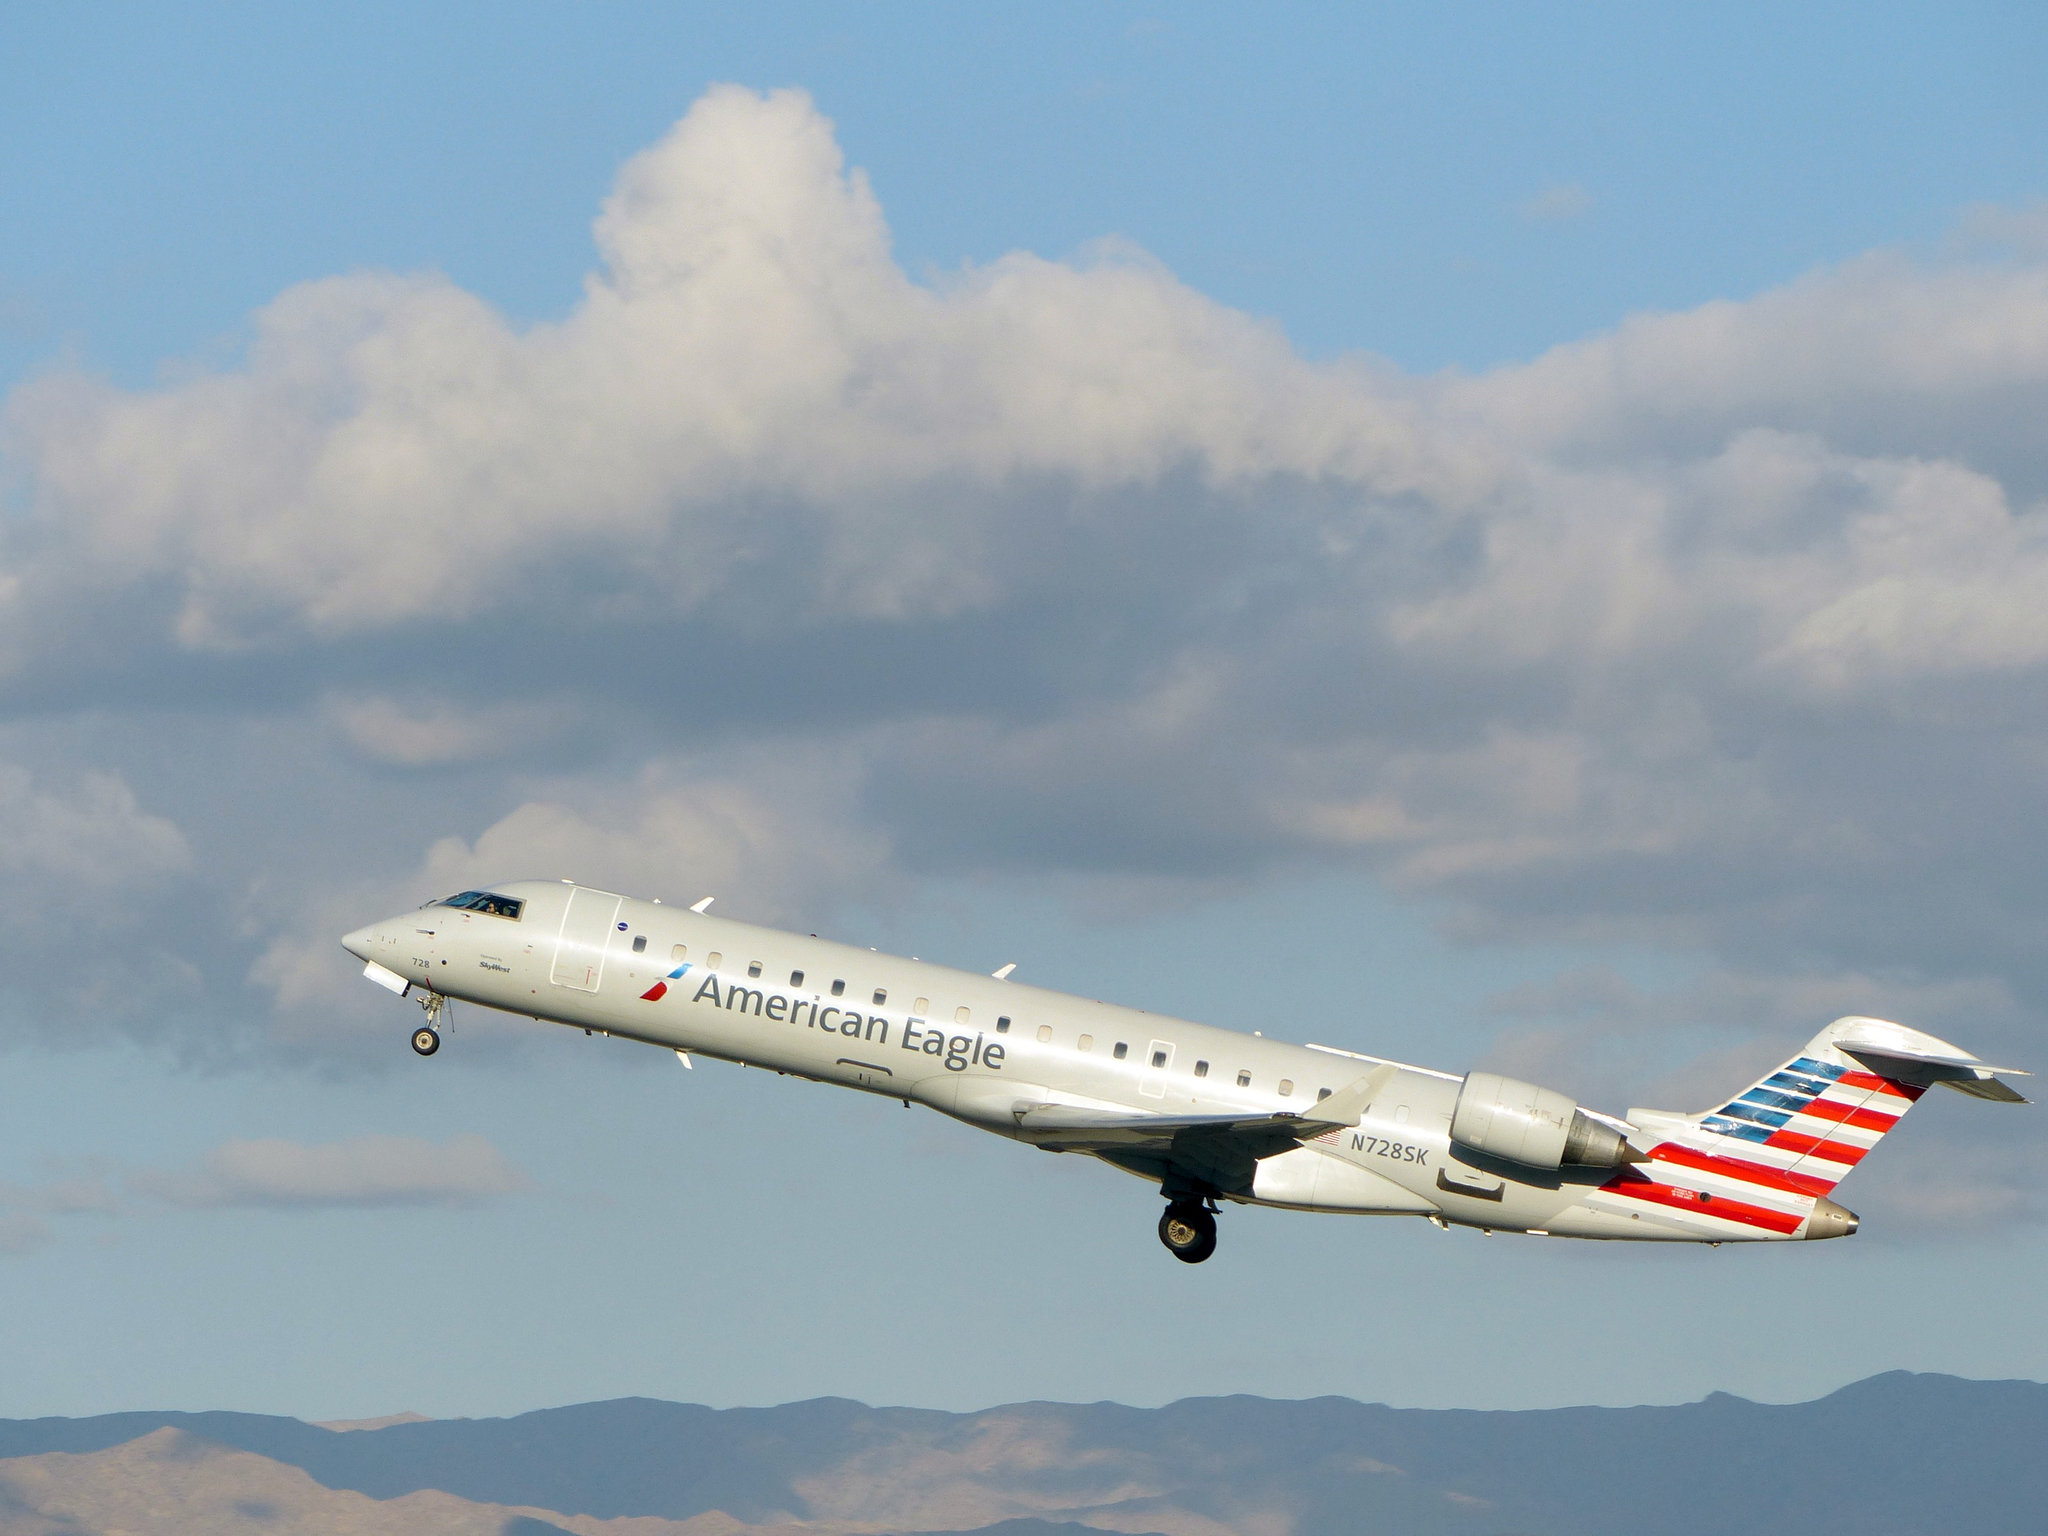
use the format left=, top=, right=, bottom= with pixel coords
left=551, top=888, right=622, bottom=991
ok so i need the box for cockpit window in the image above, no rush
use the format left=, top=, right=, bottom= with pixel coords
left=437, top=891, right=524, bottom=920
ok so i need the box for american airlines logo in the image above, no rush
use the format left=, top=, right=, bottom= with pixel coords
left=636, top=963, right=691, bottom=1002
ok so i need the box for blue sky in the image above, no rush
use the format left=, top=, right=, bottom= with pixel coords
left=9, top=2, right=2043, bottom=384
left=1, top=2, right=2046, bottom=1420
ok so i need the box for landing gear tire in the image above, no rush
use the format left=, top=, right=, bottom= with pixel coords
left=1158, top=1201, right=1217, bottom=1264
left=411, top=1027, right=441, bottom=1057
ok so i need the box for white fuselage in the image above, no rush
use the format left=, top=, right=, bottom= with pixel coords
left=340, top=880, right=1795, bottom=1242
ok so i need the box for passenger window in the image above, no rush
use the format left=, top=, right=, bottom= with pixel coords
left=790, top=969, right=805, bottom=987
left=996, top=1016, right=1010, bottom=1033
left=1194, top=1060, right=1209, bottom=1078
left=831, top=979, right=845, bottom=997
left=631, top=935, right=647, bottom=953
left=1237, top=1070, right=1251, bottom=1087
left=747, top=961, right=762, bottom=978
left=1278, top=1079, right=1294, bottom=1097
left=707, top=952, right=722, bottom=970
left=1317, top=1087, right=1332, bottom=1101
left=1150, top=1048, right=1168, bottom=1068
left=671, top=944, right=687, bottom=961
left=955, top=1006, right=971, bottom=1024
left=1078, top=1034, right=1093, bottom=1051
left=914, top=997, right=929, bottom=1014
left=1036, top=1025, right=1053, bottom=1043
left=1113, top=1042, right=1128, bottom=1060
left=873, top=989, right=887, bottom=1006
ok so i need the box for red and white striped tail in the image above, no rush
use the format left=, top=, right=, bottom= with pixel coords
left=1602, top=1017, right=2023, bottom=1239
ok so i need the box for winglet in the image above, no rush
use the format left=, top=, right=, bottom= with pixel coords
left=689, top=897, right=714, bottom=913
left=992, top=963, right=1017, bottom=980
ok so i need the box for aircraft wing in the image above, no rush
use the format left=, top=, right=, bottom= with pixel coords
left=1014, top=1066, right=1395, bottom=1160
left=1016, top=1105, right=1340, bottom=1158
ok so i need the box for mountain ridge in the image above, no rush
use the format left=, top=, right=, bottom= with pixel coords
left=0, top=1371, right=2039, bottom=1536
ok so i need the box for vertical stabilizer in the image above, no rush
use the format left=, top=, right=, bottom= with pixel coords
left=1605, top=1017, right=2024, bottom=1239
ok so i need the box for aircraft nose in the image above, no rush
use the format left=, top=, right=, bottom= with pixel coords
left=341, top=923, right=381, bottom=962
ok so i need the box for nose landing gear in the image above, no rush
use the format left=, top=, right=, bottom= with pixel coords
left=410, top=991, right=448, bottom=1057
left=1158, top=1200, right=1218, bottom=1264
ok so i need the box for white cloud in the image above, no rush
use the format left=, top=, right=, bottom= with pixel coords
left=1439, top=252, right=2048, bottom=483
left=325, top=694, right=552, bottom=768
left=0, top=764, right=188, bottom=889
left=0, top=86, right=1473, bottom=655
left=0, top=765, right=193, bottom=1041
left=2, top=82, right=2048, bottom=1057
left=133, top=1134, right=526, bottom=1209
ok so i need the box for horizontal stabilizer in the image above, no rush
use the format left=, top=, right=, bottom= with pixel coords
left=1941, top=1075, right=2029, bottom=1103
left=1835, top=1030, right=2029, bottom=1104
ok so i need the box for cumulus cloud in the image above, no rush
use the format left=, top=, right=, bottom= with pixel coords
left=0, top=763, right=194, bottom=1044
left=1, top=82, right=2046, bottom=1062
left=0, top=765, right=187, bottom=889
left=0, top=85, right=1468, bottom=656
left=132, top=1134, right=526, bottom=1209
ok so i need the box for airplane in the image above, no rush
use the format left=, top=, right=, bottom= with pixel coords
left=342, top=880, right=2027, bottom=1261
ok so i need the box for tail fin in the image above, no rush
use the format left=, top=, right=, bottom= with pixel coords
left=1613, top=1017, right=2026, bottom=1237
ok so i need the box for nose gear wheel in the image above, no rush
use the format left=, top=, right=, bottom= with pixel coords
left=410, top=990, right=448, bottom=1057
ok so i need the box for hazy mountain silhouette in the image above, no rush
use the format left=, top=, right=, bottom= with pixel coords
left=0, top=1372, right=2040, bottom=1535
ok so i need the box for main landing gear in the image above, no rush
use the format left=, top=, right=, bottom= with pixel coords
left=410, top=991, right=448, bottom=1057
left=1158, top=1200, right=1218, bottom=1264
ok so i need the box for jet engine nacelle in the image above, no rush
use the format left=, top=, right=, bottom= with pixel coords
left=1450, top=1071, right=1630, bottom=1170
